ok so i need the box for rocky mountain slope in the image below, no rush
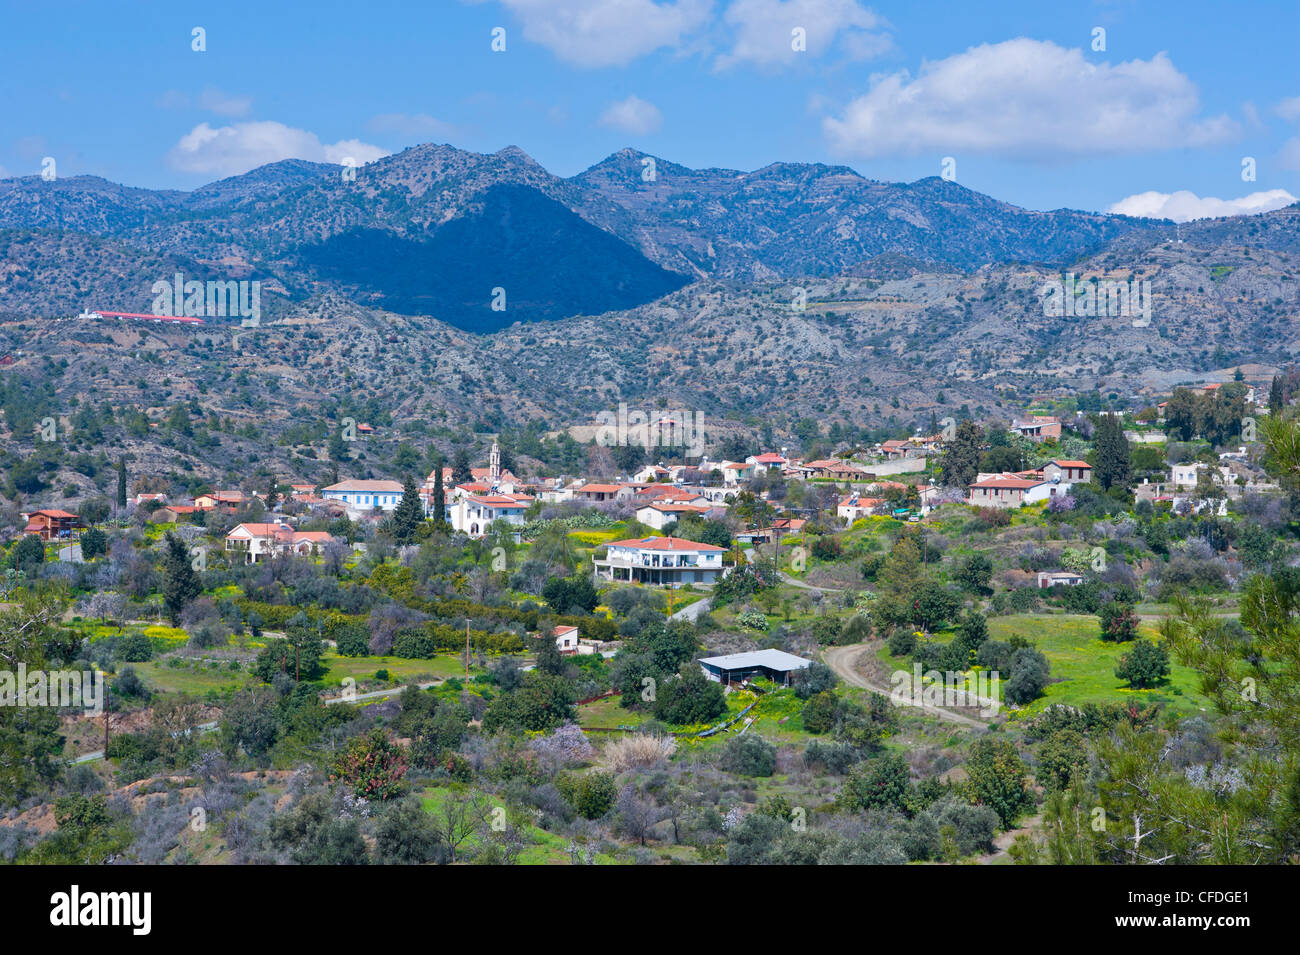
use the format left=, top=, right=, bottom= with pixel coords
left=0, top=142, right=1199, bottom=329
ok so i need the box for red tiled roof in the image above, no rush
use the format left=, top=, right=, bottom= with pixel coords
left=970, top=477, right=1041, bottom=489
left=605, top=536, right=726, bottom=552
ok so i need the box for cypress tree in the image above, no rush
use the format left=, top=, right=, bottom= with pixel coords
left=432, top=456, right=447, bottom=529
left=392, top=475, right=424, bottom=544
left=1093, top=414, right=1131, bottom=491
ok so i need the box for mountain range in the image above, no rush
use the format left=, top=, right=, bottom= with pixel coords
left=3, top=141, right=1266, bottom=331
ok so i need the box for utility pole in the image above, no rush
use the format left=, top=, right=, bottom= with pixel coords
left=465, top=619, right=471, bottom=681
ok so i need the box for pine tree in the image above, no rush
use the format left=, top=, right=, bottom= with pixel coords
left=115, top=457, right=127, bottom=510
left=1270, top=375, right=1284, bottom=415
left=265, top=477, right=281, bottom=510
left=329, top=428, right=348, bottom=462
left=1093, top=414, right=1131, bottom=491
left=162, top=533, right=202, bottom=624
left=392, top=475, right=424, bottom=544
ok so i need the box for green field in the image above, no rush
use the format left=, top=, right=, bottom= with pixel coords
left=874, top=612, right=1213, bottom=720
left=988, top=613, right=1211, bottom=717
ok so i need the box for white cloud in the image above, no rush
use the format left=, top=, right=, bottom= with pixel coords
left=157, top=88, right=253, bottom=117
left=198, top=87, right=253, bottom=117
left=1276, top=96, right=1300, bottom=122
left=492, top=0, right=712, bottom=67
left=367, top=113, right=458, bottom=140
left=823, top=38, right=1238, bottom=159
left=598, top=95, right=664, bottom=134
left=1107, top=189, right=1296, bottom=222
left=716, top=0, right=888, bottom=70
left=166, top=122, right=387, bottom=177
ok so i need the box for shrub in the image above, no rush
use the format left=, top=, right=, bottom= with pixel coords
left=335, top=625, right=370, bottom=658
left=801, top=690, right=838, bottom=734
left=1099, top=603, right=1140, bottom=643
left=1003, top=648, right=1050, bottom=705
left=1115, top=640, right=1170, bottom=689
left=888, top=628, right=917, bottom=656
left=331, top=730, right=409, bottom=801
left=652, top=665, right=726, bottom=725
left=392, top=628, right=435, bottom=659
left=561, top=771, right=618, bottom=819
left=116, top=633, right=154, bottom=662
left=840, top=752, right=910, bottom=813
left=720, top=735, right=776, bottom=777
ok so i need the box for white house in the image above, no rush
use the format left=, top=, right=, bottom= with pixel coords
left=593, top=536, right=726, bottom=586
left=225, top=523, right=335, bottom=564
left=554, top=625, right=580, bottom=654
left=720, top=461, right=757, bottom=484
left=321, top=480, right=405, bottom=516
left=448, top=493, right=533, bottom=538
left=838, top=494, right=882, bottom=522
left=635, top=502, right=709, bottom=530
left=746, top=452, right=789, bottom=471
left=633, top=464, right=671, bottom=483
left=1038, top=570, right=1085, bottom=588
left=1170, top=463, right=1225, bottom=489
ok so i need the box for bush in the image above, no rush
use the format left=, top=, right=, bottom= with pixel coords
left=887, top=628, right=917, bottom=656
left=801, top=690, right=839, bottom=734
left=335, top=625, right=370, bottom=658
left=1003, top=648, right=1050, bottom=705
left=720, top=735, right=777, bottom=777
left=652, top=665, right=726, bottom=725
left=116, top=633, right=154, bottom=662
left=1099, top=603, right=1140, bottom=643
left=392, top=628, right=435, bottom=659
left=1115, top=640, right=1170, bottom=688
left=561, top=771, right=618, bottom=819
left=791, top=661, right=837, bottom=700
left=840, top=752, right=910, bottom=813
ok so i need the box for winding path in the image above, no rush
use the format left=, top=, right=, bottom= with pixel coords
left=821, top=643, right=987, bottom=730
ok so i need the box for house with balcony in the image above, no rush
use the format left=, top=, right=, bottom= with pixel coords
left=592, top=536, right=726, bottom=586
left=22, top=509, right=83, bottom=541
left=1011, top=415, right=1062, bottom=442
left=194, top=490, right=247, bottom=511
left=225, top=523, right=335, bottom=563
left=448, top=493, right=533, bottom=538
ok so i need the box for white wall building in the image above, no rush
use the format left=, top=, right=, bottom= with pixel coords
left=593, top=536, right=726, bottom=586
left=321, top=480, right=405, bottom=517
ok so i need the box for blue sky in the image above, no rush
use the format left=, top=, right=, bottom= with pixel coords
left=3, top=0, right=1298, bottom=219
